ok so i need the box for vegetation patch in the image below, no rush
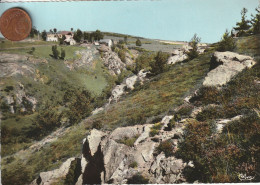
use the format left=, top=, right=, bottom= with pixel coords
left=155, top=139, right=175, bottom=157
left=149, top=122, right=163, bottom=137
left=116, top=135, right=140, bottom=147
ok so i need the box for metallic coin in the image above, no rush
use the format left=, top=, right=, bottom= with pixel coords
left=0, top=8, right=32, bottom=41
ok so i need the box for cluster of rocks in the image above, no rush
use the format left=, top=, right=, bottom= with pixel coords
left=99, top=46, right=126, bottom=76
left=92, top=69, right=149, bottom=115
left=31, top=114, right=194, bottom=185
left=203, top=51, right=256, bottom=87
left=3, top=83, right=37, bottom=114
left=65, top=48, right=99, bottom=70
left=167, top=44, right=206, bottom=65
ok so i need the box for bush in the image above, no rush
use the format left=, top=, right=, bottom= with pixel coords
left=217, top=30, right=235, bottom=52
left=127, top=174, right=149, bottom=184
left=149, top=122, right=162, bottom=137
left=52, top=45, right=60, bottom=59
left=129, top=161, right=138, bottom=168
left=60, top=48, right=66, bottom=60
left=116, top=135, right=140, bottom=147
left=155, top=139, right=174, bottom=157
left=136, top=39, right=142, bottom=46
left=118, top=49, right=126, bottom=63
left=185, top=34, right=201, bottom=60
left=150, top=51, right=170, bottom=75
left=28, top=47, right=35, bottom=54
left=135, top=52, right=155, bottom=73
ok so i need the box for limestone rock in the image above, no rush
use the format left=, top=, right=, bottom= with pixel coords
left=203, top=52, right=256, bottom=87
left=31, top=157, right=76, bottom=185
left=87, top=129, right=106, bottom=156
left=102, top=50, right=126, bottom=76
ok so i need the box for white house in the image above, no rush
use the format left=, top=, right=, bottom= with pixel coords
left=64, top=35, right=76, bottom=45
left=99, top=39, right=113, bottom=48
left=46, top=34, right=58, bottom=42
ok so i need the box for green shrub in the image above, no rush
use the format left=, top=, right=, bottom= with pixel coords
left=149, top=122, right=162, bottom=137
left=127, top=173, right=149, bottom=184
left=118, top=49, right=126, bottom=63
left=116, top=135, right=140, bottom=147
left=150, top=51, right=170, bottom=75
left=52, top=45, right=60, bottom=59
left=129, top=161, right=138, bottom=168
left=155, top=139, right=174, bottom=157
left=65, top=159, right=81, bottom=185
left=217, top=30, right=235, bottom=52
left=185, top=34, right=201, bottom=60
left=176, top=104, right=194, bottom=118
left=136, top=39, right=142, bottom=46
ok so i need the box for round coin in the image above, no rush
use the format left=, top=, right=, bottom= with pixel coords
left=0, top=8, right=32, bottom=41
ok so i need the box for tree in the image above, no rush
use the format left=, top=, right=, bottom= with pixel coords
left=217, top=30, right=235, bottom=52
left=150, top=51, right=170, bottom=75
left=250, top=6, right=260, bottom=34
left=92, top=30, right=104, bottom=41
left=73, top=29, right=83, bottom=43
left=71, top=28, right=74, bottom=32
left=234, top=8, right=251, bottom=36
left=29, top=26, right=38, bottom=38
left=41, top=30, right=47, bottom=41
left=52, top=45, right=60, bottom=59
left=186, top=34, right=201, bottom=60
left=63, top=88, right=93, bottom=124
left=124, top=36, right=128, bottom=44
left=60, top=48, right=66, bottom=60
left=50, top=29, right=53, bottom=34
left=136, top=39, right=142, bottom=46
left=53, top=28, right=57, bottom=34
left=83, top=32, right=90, bottom=41
left=59, top=35, right=66, bottom=45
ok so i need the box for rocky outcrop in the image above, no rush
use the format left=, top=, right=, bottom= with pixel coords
left=32, top=115, right=194, bottom=184
left=100, top=46, right=126, bottom=76
left=64, top=48, right=98, bottom=70
left=31, top=157, right=79, bottom=185
left=108, top=69, right=149, bottom=104
left=203, top=52, right=256, bottom=87
left=168, top=44, right=206, bottom=65
left=168, top=49, right=187, bottom=65
left=2, top=83, right=37, bottom=113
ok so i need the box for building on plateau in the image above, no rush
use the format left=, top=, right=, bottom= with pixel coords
left=99, top=39, right=113, bottom=48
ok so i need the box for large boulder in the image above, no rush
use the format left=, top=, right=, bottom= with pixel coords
left=203, top=52, right=256, bottom=87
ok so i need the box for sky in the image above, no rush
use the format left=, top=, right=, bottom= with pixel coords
left=0, top=0, right=259, bottom=43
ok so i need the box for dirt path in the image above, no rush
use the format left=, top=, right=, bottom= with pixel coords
left=0, top=44, right=56, bottom=51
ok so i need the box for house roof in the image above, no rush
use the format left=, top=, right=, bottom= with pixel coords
left=57, top=31, right=73, bottom=35
left=99, top=39, right=112, bottom=43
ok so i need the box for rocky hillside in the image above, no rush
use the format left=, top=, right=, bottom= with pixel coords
left=1, top=33, right=260, bottom=185
left=30, top=44, right=260, bottom=184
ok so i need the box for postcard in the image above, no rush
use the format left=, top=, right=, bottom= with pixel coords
left=0, top=0, right=259, bottom=184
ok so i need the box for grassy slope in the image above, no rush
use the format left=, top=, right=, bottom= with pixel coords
left=2, top=47, right=213, bottom=185
left=1, top=43, right=112, bottom=157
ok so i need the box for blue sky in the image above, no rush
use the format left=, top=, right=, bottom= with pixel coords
left=0, top=0, right=259, bottom=43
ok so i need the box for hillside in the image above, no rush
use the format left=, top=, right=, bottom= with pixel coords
left=1, top=33, right=259, bottom=184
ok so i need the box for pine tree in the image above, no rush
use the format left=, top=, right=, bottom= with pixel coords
left=60, top=48, right=66, bottom=60
left=250, top=6, right=260, bottom=34
left=41, top=30, right=47, bottom=41
left=217, top=30, right=235, bottom=51
left=234, top=8, right=251, bottom=36
left=186, top=34, right=201, bottom=60
left=52, top=45, right=60, bottom=59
